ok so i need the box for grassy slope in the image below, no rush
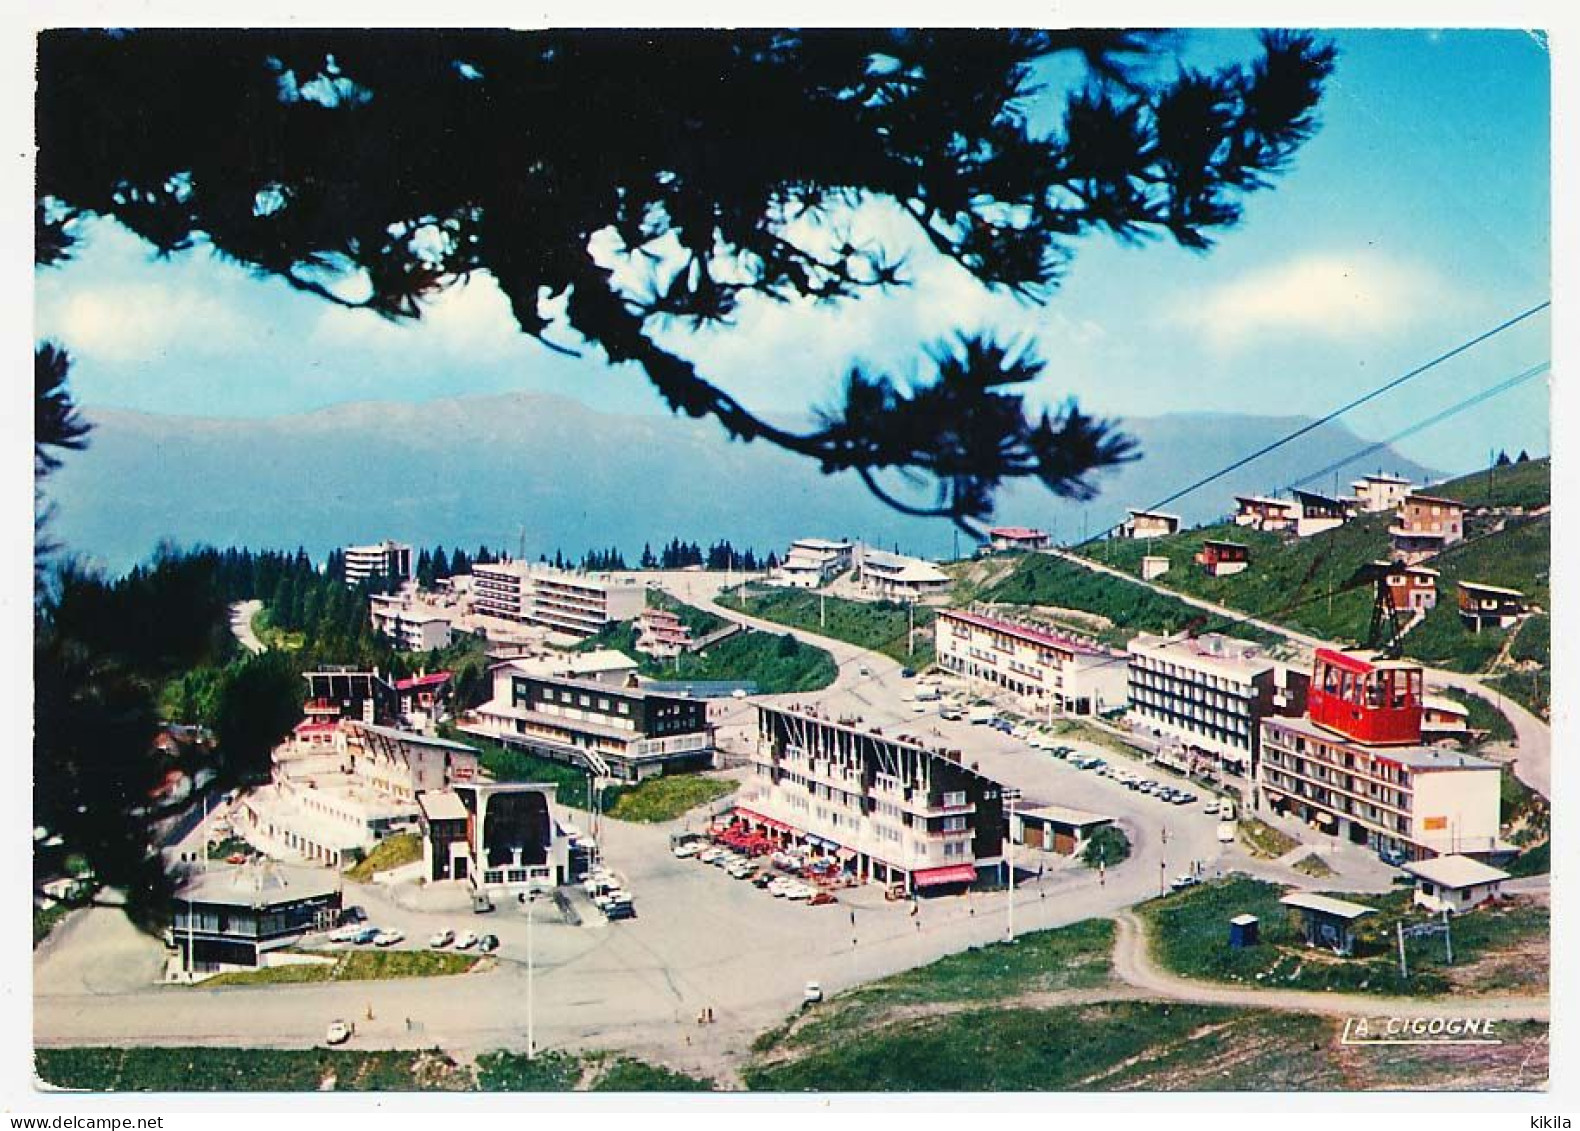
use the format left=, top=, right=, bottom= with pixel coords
left=344, top=833, right=422, bottom=881
left=1139, top=876, right=1548, bottom=997
left=604, top=774, right=736, bottom=822
left=580, top=596, right=837, bottom=694
left=201, top=949, right=479, bottom=987
left=736, top=588, right=937, bottom=667
left=1053, top=459, right=1550, bottom=674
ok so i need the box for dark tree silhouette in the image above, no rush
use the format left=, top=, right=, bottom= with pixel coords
left=35, top=28, right=1335, bottom=530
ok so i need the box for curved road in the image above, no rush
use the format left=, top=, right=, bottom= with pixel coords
left=1111, top=910, right=1547, bottom=1021
left=229, top=600, right=265, bottom=655
left=1049, top=550, right=1550, bottom=799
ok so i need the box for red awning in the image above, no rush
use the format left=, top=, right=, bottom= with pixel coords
left=912, top=864, right=978, bottom=888
left=736, top=807, right=790, bottom=833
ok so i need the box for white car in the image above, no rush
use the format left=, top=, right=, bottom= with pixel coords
left=803, top=981, right=823, bottom=1004
left=768, top=879, right=792, bottom=898
left=328, top=925, right=362, bottom=943
left=698, top=847, right=724, bottom=864
left=453, top=931, right=478, bottom=950
left=373, top=929, right=404, bottom=947
left=325, top=1020, right=352, bottom=1046
left=672, top=841, right=702, bottom=858
left=1203, top=800, right=1220, bottom=816
left=784, top=885, right=814, bottom=901
left=428, top=928, right=454, bottom=948
left=912, top=701, right=928, bottom=714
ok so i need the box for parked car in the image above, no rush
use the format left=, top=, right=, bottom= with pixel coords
left=428, top=928, right=454, bottom=948
left=328, top=925, right=362, bottom=944
left=752, top=872, right=775, bottom=889
left=340, top=905, right=368, bottom=925
left=900, top=668, right=916, bottom=679
left=1203, top=800, right=1220, bottom=815
left=373, top=929, right=404, bottom=947
left=1171, top=875, right=1200, bottom=891
left=808, top=892, right=837, bottom=907
left=672, top=841, right=702, bottom=859
left=350, top=926, right=380, bottom=945
left=325, top=1020, right=352, bottom=1046
left=454, top=930, right=479, bottom=950
left=478, top=934, right=500, bottom=954
left=1379, top=845, right=1408, bottom=867
left=939, top=707, right=962, bottom=721
left=803, top=981, right=824, bottom=1004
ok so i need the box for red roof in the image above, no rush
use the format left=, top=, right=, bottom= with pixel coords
left=395, top=671, right=452, bottom=691
left=941, top=608, right=1105, bottom=658
left=294, top=721, right=340, bottom=736
left=913, top=864, right=978, bottom=888
left=990, top=526, right=1045, bottom=539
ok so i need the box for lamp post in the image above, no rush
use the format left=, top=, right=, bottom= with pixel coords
left=526, top=887, right=537, bottom=1060
left=1005, top=788, right=1022, bottom=943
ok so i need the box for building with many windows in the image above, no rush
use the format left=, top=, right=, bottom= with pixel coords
left=463, top=670, right=713, bottom=781
left=170, top=863, right=342, bottom=972
left=471, top=560, right=646, bottom=639
left=344, top=540, right=412, bottom=586
left=634, top=607, right=693, bottom=658
left=302, top=668, right=399, bottom=726
left=1234, top=495, right=1298, bottom=532
left=935, top=608, right=1129, bottom=716
left=1390, top=493, right=1466, bottom=562
left=1257, top=649, right=1502, bottom=861
left=737, top=705, right=1006, bottom=892
left=1291, top=489, right=1355, bottom=538
left=369, top=591, right=456, bottom=651
left=1126, top=632, right=1308, bottom=784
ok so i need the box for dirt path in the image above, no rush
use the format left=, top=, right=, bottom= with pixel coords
left=1110, top=911, right=1548, bottom=1021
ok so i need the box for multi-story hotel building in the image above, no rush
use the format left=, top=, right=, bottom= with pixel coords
left=344, top=540, right=413, bottom=586
left=853, top=546, right=953, bottom=599
left=463, top=670, right=713, bottom=781
left=1257, top=649, right=1502, bottom=860
left=471, top=560, right=646, bottom=639
left=1126, top=632, right=1308, bottom=783
left=737, top=705, right=1006, bottom=891
left=935, top=608, right=1129, bottom=716
left=369, top=592, right=455, bottom=651
left=634, top=607, right=693, bottom=658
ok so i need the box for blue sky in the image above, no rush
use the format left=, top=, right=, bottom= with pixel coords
left=33, top=28, right=1551, bottom=477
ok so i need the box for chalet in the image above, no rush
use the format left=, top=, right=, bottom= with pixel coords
left=1291, top=489, right=1354, bottom=538
left=987, top=526, right=1051, bottom=552
left=1119, top=509, right=1182, bottom=540
left=302, top=668, right=399, bottom=727
left=1389, top=494, right=1466, bottom=562
left=634, top=607, right=693, bottom=658
left=1420, top=695, right=1470, bottom=742
left=854, top=547, right=953, bottom=599
left=1401, top=855, right=1509, bottom=914
left=1376, top=560, right=1439, bottom=614
left=394, top=670, right=452, bottom=724
left=1457, top=582, right=1526, bottom=632
left=1234, top=495, right=1298, bottom=532
left=1195, top=539, right=1250, bottom=577
left=1350, top=472, right=1414, bottom=514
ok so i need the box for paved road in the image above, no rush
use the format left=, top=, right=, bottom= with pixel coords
left=229, top=600, right=265, bottom=655
left=1048, top=550, right=1551, bottom=799
left=1111, top=910, right=1548, bottom=1021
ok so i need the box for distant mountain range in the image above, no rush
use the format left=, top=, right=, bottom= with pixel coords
left=45, top=392, right=1441, bottom=574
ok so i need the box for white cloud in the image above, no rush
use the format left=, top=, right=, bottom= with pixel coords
left=1171, top=252, right=1461, bottom=351
left=308, top=272, right=533, bottom=360
left=37, top=280, right=254, bottom=363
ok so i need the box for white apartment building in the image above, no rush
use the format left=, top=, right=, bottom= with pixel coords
left=935, top=608, right=1129, bottom=716
left=854, top=546, right=953, bottom=600
left=775, top=538, right=855, bottom=588
left=1351, top=472, right=1414, bottom=514
left=368, top=592, right=454, bottom=651
left=471, top=560, right=646, bottom=639
left=238, top=721, right=481, bottom=868
left=1126, top=632, right=1309, bottom=782
left=344, top=540, right=413, bottom=586
left=1259, top=714, right=1502, bottom=861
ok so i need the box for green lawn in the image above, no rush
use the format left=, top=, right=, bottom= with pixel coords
left=473, top=1050, right=714, bottom=1091
left=455, top=729, right=609, bottom=811
left=590, top=1057, right=716, bottom=1092
left=344, top=832, right=422, bottom=882
left=1138, top=875, right=1548, bottom=997
left=605, top=774, right=736, bottom=823
left=1487, top=669, right=1550, bottom=723
left=201, top=948, right=479, bottom=987
left=734, top=588, right=937, bottom=667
